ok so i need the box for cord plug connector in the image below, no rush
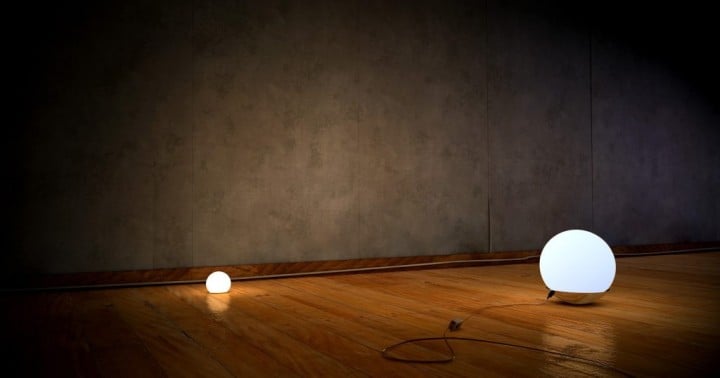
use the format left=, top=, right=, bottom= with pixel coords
left=448, top=318, right=464, bottom=331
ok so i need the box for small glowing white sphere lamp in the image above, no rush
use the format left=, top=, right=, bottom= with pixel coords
left=539, top=229, right=615, bottom=304
left=206, top=271, right=232, bottom=294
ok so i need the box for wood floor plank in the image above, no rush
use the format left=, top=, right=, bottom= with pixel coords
left=77, top=291, right=169, bottom=378
left=186, top=282, right=461, bottom=377
left=274, top=275, right=594, bottom=376
left=246, top=278, right=478, bottom=377
left=163, top=284, right=368, bottom=377
left=448, top=262, right=718, bottom=376
left=151, top=285, right=300, bottom=377
left=2, top=292, right=102, bottom=377
left=109, top=286, right=299, bottom=377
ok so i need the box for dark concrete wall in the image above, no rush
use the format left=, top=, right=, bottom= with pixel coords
left=7, top=0, right=718, bottom=274
left=591, top=2, right=720, bottom=245
left=487, top=1, right=593, bottom=251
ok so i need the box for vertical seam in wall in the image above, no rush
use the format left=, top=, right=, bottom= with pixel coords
left=191, top=0, right=196, bottom=267
left=153, top=113, right=158, bottom=268
left=355, top=80, right=361, bottom=259
left=486, top=0, right=492, bottom=253
left=589, top=15, right=595, bottom=231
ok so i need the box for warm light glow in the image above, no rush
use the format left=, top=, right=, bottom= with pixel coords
left=539, top=229, right=616, bottom=304
left=206, top=271, right=232, bottom=293
left=206, top=294, right=230, bottom=313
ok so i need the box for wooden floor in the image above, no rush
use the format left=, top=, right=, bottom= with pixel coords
left=2, top=252, right=719, bottom=377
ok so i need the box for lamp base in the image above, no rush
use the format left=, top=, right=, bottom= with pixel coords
left=554, top=291, right=606, bottom=305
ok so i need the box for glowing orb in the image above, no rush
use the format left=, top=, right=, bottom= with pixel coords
left=206, top=271, right=232, bottom=294
left=539, top=229, right=616, bottom=304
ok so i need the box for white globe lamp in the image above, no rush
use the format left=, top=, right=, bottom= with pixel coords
left=206, top=271, right=232, bottom=294
left=539, top=229, right=616, bottom=304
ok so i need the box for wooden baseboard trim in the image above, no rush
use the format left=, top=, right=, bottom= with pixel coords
left=4, top=241, right=719, bottom=291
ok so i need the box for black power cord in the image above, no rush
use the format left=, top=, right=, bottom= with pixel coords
left=381, top=301, right=634, bottom=377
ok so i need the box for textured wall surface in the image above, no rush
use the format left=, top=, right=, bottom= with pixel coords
left=8, top=0, right=719, bottom=274
left=487, top=1, right=592, bottom=251
left=591, top=3, right=720, bottom=244
left=190, top=1, right=488, bottom=266
left=12, top=1, right=195, bottom=273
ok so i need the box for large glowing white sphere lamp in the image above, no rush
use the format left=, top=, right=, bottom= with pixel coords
left=539, top=229, right=615, bottom=304
left=206, top=271, right=232, bottom=294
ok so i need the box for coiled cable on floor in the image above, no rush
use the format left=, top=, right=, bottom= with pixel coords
left=381, top=301, right=635, bottom=377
